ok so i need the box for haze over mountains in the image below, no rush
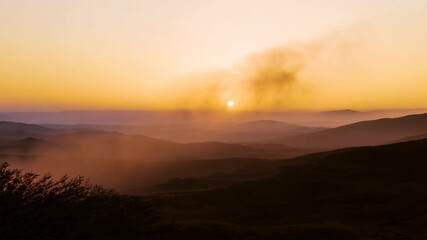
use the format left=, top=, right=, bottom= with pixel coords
left=2, top=110, right=427, bottom=238
left=1, top=109, right=426, bottom=126
left=83, top=120, right=324, bottom=143
left=0, top=121, right=312, bottom=191
left=279, top=113, right=427, bottom=149
left=1, top=110, right=427, bottom=193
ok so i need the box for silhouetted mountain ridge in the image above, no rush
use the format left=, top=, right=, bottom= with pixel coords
left=278, top=112, right=427, bottom=148
left=0, top=121, right=52, bottom=133
left=151, top=137, right=427, bottom=239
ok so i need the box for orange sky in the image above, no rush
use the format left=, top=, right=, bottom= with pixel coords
left=1, top=0, right=427, bottom=111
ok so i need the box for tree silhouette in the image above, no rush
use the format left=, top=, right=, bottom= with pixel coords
left=0, top=162, right=163, bottom=240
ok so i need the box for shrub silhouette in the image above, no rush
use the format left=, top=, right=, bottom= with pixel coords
left=0, top=162, right=160, bottom=240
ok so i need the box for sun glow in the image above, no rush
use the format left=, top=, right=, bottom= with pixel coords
left=227, top=100, right=235, bottom=108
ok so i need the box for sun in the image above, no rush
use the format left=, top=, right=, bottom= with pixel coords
left=227, top=100, right=235, bottom=108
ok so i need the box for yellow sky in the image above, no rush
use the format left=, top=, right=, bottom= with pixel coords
left=1, top=0, right=427, bottom=111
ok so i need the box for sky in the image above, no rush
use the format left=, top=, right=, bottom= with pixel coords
left=1, top=0, right=427, bottom=111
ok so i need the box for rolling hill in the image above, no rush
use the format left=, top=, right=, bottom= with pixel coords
left=0, top=121, right=53, bottom=133
left=392, top=132, right=427, bottom=143
left=151, top=138, right=427, bottom=239
left=1, top=129, right=314, bottom=192
left=50, top=130, right=308, bottom=161
left=0, top=121, right=55, bottom=140
left=43, top=120, right=324, bottom=143
left=277, top=112, right=427, bottom=148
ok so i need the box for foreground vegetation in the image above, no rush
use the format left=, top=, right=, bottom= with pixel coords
left=0, top=162, right=171, bottom=240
